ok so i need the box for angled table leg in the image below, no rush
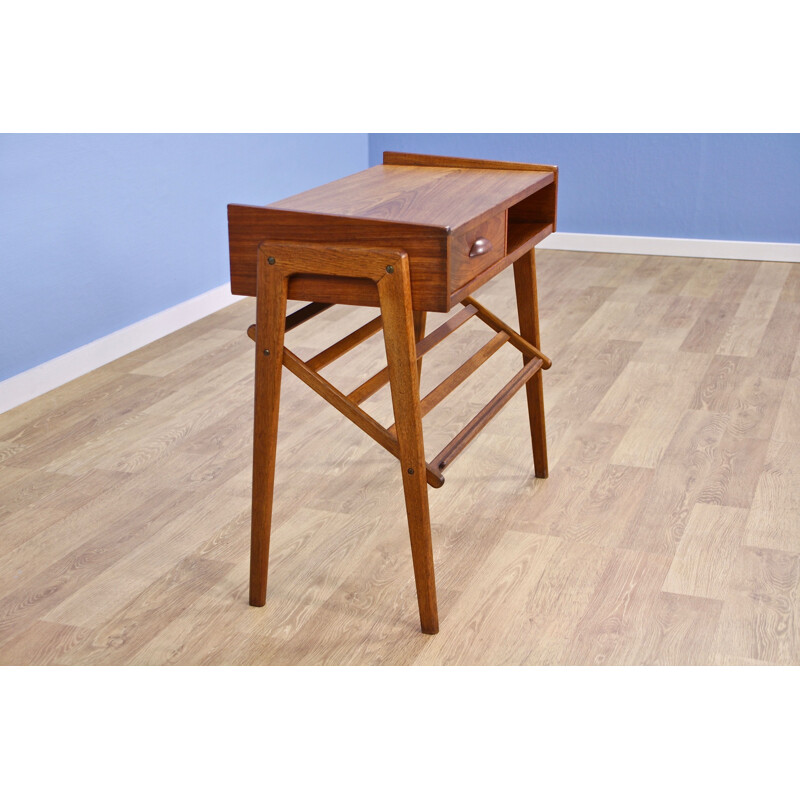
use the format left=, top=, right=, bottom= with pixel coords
left=246, top=241, right=439, bottom=633
left=513, top=248, right=549, bottom=478
left=379, top=260, right=439, bottom=634
left=249, top=248, right=289, bottom=606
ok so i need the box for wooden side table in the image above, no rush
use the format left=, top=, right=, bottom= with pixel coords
left=227, top=151, right=557, bottom=634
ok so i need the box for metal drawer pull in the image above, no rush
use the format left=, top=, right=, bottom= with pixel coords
left=469, top=237, right=492, bottom=258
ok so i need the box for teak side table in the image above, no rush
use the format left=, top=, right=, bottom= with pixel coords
left=227, top=151, right=558, bottom=634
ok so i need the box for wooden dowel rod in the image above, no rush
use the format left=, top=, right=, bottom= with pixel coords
left=246, top=302, right=332, bottom=344
left=307, top=315, right=383, bottom=371
left=346, top=364, right=393, bottom=406
left=433, top=356, right=544, bottom=472
left=415, top=303, right=479, bottom=358
left=285, top=302, right=333, bottom=333
left=348, top=303, right=478, bottom=406
left=282, top=348, right=444, bottom=489
left=462, top=296, right=551, bottom=369
left=388, top=331, right=509, bottom=436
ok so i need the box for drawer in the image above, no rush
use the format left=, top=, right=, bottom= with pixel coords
left=449, top=211, right=507, bottom=295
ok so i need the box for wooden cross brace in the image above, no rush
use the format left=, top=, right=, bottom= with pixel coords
left=246, top=241, right=550, bottom=634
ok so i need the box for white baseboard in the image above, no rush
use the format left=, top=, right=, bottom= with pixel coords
left=538, top=232, right=800, bottom=263
left=3, top=233, right=798, bottom=416
left=0, top=283, right=240, bottom=415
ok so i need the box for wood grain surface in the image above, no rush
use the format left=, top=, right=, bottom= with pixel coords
left=228, top=154, right=557, bottom=312
left=270, top=165, right=553, bottom=230
left=1, top=253, right=798, bottom=664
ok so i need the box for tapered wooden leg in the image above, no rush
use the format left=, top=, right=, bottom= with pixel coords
left=249, top=249, right=289, bottom=606
left=379, top=261, right=439, bottom=634
left=513, top=248, right=549, bottom=478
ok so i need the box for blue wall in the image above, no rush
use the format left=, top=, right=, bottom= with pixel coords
left=369, top=134, right=800, bottom=244
left=0, top=134, right=367, bottom=382
left=3, top=133, right=798, bottom=386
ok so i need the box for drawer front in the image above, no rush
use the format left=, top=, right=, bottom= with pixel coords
left=449, top=211, right=507, bottom=294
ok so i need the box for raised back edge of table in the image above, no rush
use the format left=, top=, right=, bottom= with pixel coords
left=383, top=151, right=558, bottom=174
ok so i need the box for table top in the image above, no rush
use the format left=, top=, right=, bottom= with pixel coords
left=228, top=152, right=558, bottom=312
left=270, top=164, right=554, bottom=231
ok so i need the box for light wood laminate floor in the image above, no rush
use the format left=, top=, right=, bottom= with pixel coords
left=1, top=251, right=798, bottom=665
